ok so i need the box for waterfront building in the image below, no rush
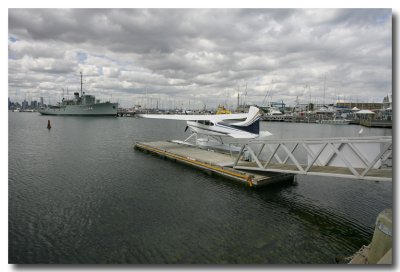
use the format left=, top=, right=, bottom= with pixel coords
left=21, top=100, right=28, bottom=109
left=335, top=102, right=385, bottom=111
left=382, top=94, right=392, bottom=109
left=31, top=100, right=37, bottom=109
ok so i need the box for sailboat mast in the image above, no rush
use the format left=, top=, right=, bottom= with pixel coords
left=237, top=86, right=240, bottom=109
left=323, top=74, right=326, bottom=106
left=80, top=72, right=83, bottom=97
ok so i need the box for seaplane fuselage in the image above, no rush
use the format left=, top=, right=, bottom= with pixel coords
left=186, top=119, right=259, bottom=139
left=138, top=106, right=265, bottom=139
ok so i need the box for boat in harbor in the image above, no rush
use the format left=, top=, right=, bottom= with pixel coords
left=38, top=73, right=118, bottom=116
left=216, top=105, right=232, bottom=114
left=317, top=118, right=350, bottom=125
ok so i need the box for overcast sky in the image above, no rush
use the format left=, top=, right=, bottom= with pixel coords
left=8, top=8, right=392, bottom=109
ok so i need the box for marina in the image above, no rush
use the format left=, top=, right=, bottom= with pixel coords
left=8, top=105, right=393, bottom=264
left=8, top=8, right=393, bottom=265
left=113, top=101, right=393, bottom=129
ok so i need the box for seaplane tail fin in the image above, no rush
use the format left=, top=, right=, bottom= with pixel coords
left=230, top=106, right=262, bottom=126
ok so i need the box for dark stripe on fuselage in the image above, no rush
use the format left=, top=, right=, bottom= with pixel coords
left=231, top=119, right=260, bottom=134
left=217, top=118, right=260, bottom=134
left=188, top=124, right=230, bottom=135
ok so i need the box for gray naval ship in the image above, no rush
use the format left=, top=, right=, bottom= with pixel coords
left=39, top=73, right=118, bottom=116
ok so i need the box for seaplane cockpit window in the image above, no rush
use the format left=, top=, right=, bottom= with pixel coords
left=198, top=120, right=213, bottom=126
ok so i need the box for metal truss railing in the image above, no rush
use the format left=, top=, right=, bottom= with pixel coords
left=229, top=136, right=392, bottom=181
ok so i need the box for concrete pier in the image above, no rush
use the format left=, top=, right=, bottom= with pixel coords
left=348, top=209, right=392, bottom=264
left=134, top=141, right=294, bottom=187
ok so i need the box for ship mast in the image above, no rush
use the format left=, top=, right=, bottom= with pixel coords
left=80, top=72, right=83, bottom=97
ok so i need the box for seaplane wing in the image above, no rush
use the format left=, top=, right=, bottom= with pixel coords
left=137, top=112, right=249, bottom=122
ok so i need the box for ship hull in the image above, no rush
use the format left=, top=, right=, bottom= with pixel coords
left=38, top=102, right=118, bottom=116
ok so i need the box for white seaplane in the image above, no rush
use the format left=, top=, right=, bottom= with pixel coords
left=138, top=106, right=272, bottom=150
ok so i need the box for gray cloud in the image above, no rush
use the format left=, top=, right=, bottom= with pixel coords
left=8, top=8, right=392, bottom=108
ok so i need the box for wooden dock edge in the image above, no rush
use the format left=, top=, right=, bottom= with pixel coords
left=134, top=142, right=293, bottom=187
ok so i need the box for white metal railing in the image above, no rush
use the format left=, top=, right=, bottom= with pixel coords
left=229, top=136, right=392, bottom=181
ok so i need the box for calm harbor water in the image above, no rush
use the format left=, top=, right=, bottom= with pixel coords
left=8, top=113, right=392, bottom=264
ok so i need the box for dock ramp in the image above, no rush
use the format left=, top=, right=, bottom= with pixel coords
left=230, top=136, right=392, bottom=182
